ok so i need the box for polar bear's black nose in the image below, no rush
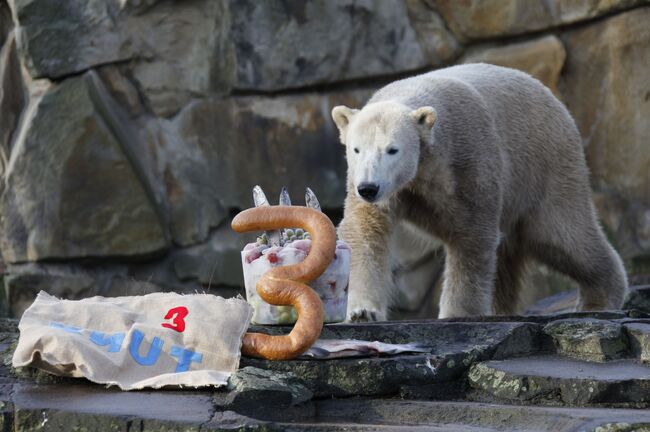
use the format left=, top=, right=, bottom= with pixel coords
left=357, top=183, right=379, bottom=201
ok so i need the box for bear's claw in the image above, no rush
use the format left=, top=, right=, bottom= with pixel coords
left=347, top=307, right=381, bottom=322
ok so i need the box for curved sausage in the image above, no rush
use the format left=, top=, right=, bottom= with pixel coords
left=232, top=206, right=336, bottom=360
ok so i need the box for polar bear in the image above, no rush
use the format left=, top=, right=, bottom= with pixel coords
left=331, top=63, right=628, bottom=321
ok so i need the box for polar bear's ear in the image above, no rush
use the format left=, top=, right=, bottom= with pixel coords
left=331, top=105, right=359, bottom=144
left=411, top=106, right=437, bottom=129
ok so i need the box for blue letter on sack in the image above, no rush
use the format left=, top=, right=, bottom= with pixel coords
left=170, top=346, right=203, bottom=372
left=90, top=331, right=125, bottom=353
left=129, top=330, right=163, bottom=366
left=49, top=322, right=82, bottom=334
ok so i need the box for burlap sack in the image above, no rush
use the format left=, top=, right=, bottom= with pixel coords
left=12, top=291, right=253, bottom=390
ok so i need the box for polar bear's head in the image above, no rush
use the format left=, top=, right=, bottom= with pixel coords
left=332, top=101, right=436, bottom=204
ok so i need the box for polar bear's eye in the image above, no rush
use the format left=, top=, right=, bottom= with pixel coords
left=353, top=148, right=360, bottom=154
left=387, top=148, right=399, bottom=155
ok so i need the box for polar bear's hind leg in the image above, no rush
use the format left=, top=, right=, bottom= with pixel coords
left=524, top=203, right=627, bottom=311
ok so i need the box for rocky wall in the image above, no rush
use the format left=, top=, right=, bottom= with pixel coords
left=0, top=0, right=648, bottom=317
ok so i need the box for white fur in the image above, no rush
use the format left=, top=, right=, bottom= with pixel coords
left=332, top=63, right=628, bottom=322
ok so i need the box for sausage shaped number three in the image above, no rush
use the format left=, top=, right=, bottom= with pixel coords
left=232, top=206, right=336, bottom=360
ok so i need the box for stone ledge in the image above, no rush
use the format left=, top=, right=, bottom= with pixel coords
left=468, top=356, right=650, bottom=407
left=3, top=312, right=650, bottom=430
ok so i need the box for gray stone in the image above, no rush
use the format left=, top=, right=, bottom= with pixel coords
left=118, top=0, right=163, bottom=16
left=130, top=0, right=234, bottom=117
left=141, top=420, right=200, bottom=432
left=86, top=71, right=171, bottom=242
left=171, top=224, right=246, bottom=288
left=625, top=323, right=650, bottom=363
left=12, top=0, right=137, bottom=79
left=560, top=8, right=650, bottom=261
left=592, top=423, right=650, bottom=432
left=0, top=72, right=168, bottom=262
left=405, top=0, right=461, bottom=68
left=552, top=0, right=650, bottom=26
left=125, top=246, right=248, bottom=296
left=432, top=0, right=554, bottom=40
left=0, top=31, right=24, bottom=178
left=631, top=275, right=650, bottom=286
left=149, top=81, right=367, bottom=248
left=242, top=321, right=541, bottom=397
left=149, top=118, right=226, bottom=247
left=448, top=311, right=631, bottom=325
left=124, top=254, right=202, bottom=294
left=0, top=275, right=8, bottom=318
left=4, top=316, right=650, bottom=429
left=243, top=353, right=443, bottom=399
left=251, top=321, right=540, bottom=358
left=2, top=262, right=176, bottom=317
left=462, top=35, right=566, bottom=94
left=623, top=285, right=650, bottom=313
left=7, top=0, right=459, bottom=94
left=5, top=265, right=95, bottom=318
left=96, top=65, right=143, bottom=117
left=0, top=318, right=17, bottom=333
left=226, top=366, right=312, bottom=408
left=432, top=0, right=650, bottom=40
left=8, top=390, right=650, bottom=432
left=0, top=1, right=12, bottom=47
left=174, top=90, right=371, bottom=211
left=230, top=0, right=458, bottom=91
left=101, top=275, right=175, bottom=298
left=12, top=384, right=214, bottom=425
left=315, top=398, right=650, bottom=431
left=13, top=408, right=132, bottom=431
left=543, top=319, right=629, bottom=362
left=12, top=0, right=233, bottom=117
left=468, top=356, right=650, bottom=406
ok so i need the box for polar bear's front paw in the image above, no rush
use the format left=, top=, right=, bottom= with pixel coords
left=347, top=307, right=386, bottom=322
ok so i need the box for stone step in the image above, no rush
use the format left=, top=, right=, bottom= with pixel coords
left=12, top=397, right=493, bottom=432
left=249, top=320, right=543, bottom=352
left=543, top=318, right=629, bottom=362
left=16, top=388, right=650, bottom=432
left=242, top=321, right=541, bottom=398
left=625, top=322, right=650, bottom=362
left=3, top=382, right=496, bottom=432
left=243, top=353, right=446, bottom=399
left=206, top=421, right=496, bottom=432
left=468, top=356, right=650, bottom=407
left=311, top=399, right=650, bottom=432
left=6, top=318, right=650, bottom=430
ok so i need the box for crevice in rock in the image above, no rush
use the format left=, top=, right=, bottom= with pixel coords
left=32, top=57, right=137, bottom=85
left=85, top=71, right=172, bottom=248
left=228, top=63, right=446, bottom=98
